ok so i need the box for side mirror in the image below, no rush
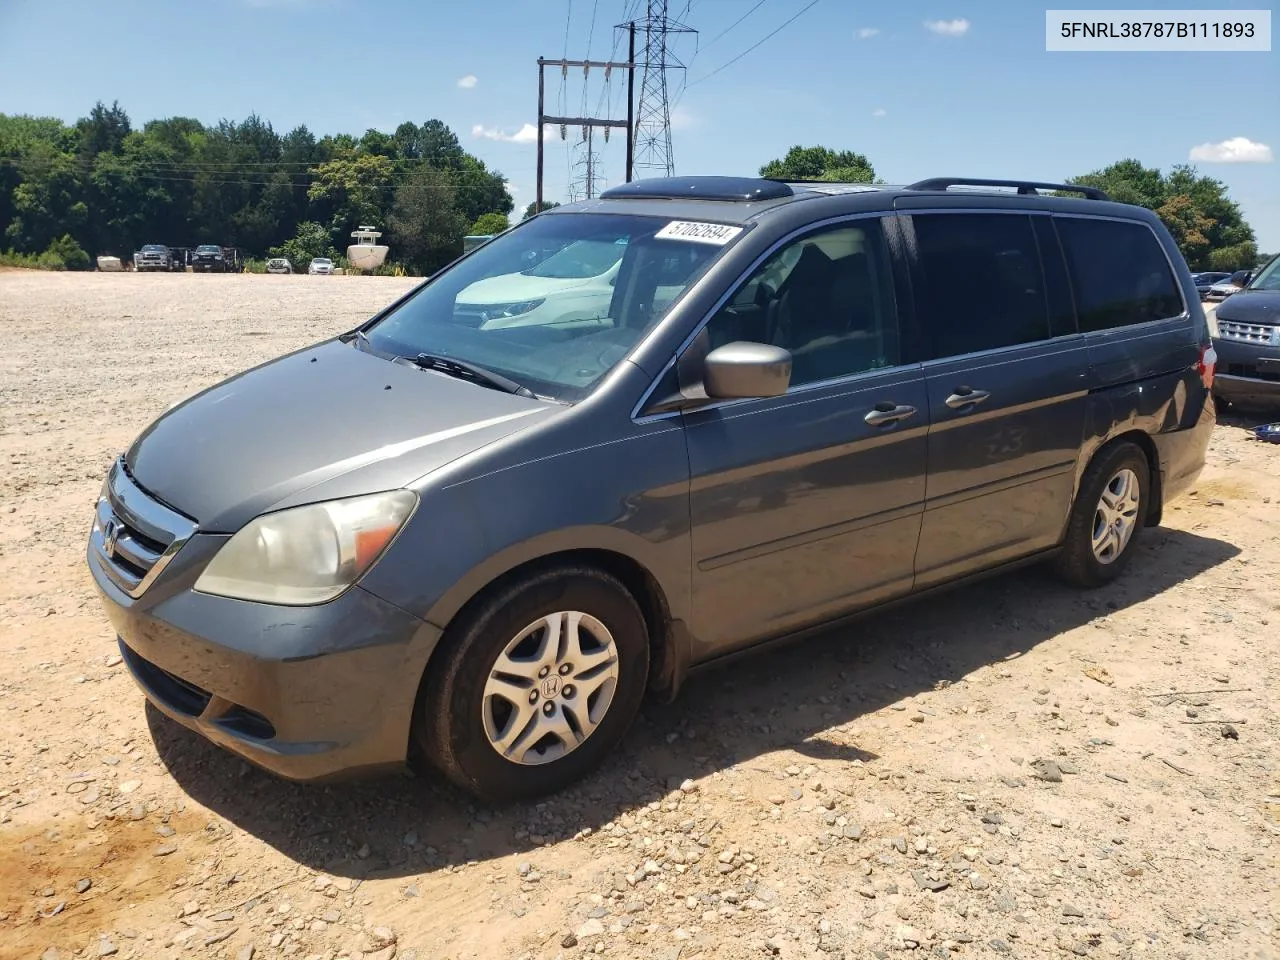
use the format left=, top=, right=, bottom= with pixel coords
left=703, top=341, right=792, bottom=400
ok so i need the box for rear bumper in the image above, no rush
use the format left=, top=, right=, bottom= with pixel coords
left=89, top=539, right=441, bottom=782
left=1151, top=391, right=1216, bottom=510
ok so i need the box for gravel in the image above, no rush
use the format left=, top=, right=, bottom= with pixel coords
left=1, top=271, right=1278, bottom=960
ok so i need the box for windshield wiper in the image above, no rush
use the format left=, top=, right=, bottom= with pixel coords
left=404, top=352, right=537, bottom=398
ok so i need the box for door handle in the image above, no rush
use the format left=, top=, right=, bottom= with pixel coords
left=944, top=387, right=991, bottom=410
left=864, top=402, right=917, bottom=427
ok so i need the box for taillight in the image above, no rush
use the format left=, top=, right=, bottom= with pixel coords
left=1197, top=344, right=1217, bottom=389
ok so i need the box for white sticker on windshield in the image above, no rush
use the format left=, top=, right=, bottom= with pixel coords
left=654, top=220, right=743, bottom=245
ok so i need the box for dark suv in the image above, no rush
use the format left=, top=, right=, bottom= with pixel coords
left=1210, top=254, right=1280, bottom=409
left=87, top=176, right=1216, bottom=802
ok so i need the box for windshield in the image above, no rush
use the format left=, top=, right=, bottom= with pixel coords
left=1247, top=256, right=1280, bottom=291
left=363, top=212, right=737, bottom=402
left=197, top=245, right=220, bottom=252
left=313, top=258, right=331, bottom=264
left=142, top=245, right=166, bottom=252
left=521, top=237, right=627, bottom=279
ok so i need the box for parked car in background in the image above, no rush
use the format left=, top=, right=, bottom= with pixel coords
left=87, top=175, right=1216, bottom=802
left=266, top=258, right=293, bottom=275
left=1210, top=253, right=1280, bottom=409
left=1192, top=271, right=1231, bottom=300
left=193, top=244, right=229, bottom=273
left=1206, top=269, right=1253, bottom=301
left=453, top=236, right=628, bottom=329
left=308, top=257, right=334, bottom=275
left=134, top=244, right=174, bottom=272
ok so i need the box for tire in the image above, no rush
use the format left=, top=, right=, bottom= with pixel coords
left=416, top=566, right=650, bottom=804
left=1054, top=442, right=1151, bottom=588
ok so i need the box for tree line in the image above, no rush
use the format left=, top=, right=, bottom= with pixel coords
left=759, top=146, right=1265, bottom=271
left=0, top=108, right=1264, bottom=277
left=0, top=101, right=516, bottom=275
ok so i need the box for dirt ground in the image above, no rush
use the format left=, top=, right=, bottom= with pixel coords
left=1, top=271, right=1277, bottom=960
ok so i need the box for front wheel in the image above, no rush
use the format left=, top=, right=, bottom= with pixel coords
left=1054, top=442, right=1150, bottom=588
left=416, top=566, right=650, bottom=803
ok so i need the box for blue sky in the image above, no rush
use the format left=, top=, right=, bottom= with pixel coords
left=1, top=0, right=1276, bottom=248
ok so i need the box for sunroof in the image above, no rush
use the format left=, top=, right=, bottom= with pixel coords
left=600, top=176, right=795, bottom=202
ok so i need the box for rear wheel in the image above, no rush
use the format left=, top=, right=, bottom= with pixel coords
left=416, top=566, right=650, bottom=803
left=1054, top=442, right=1150, bottom=588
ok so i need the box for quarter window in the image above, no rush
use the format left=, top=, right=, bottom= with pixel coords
left=703, top=221, right=900, bottom=387
left=1055, top=217, right=1183, bottom=331
left=911, top=213, right=1051, bottom=359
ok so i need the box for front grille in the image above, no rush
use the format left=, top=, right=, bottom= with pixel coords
left=1218, top=320, right=1278, bottom=344
left=90, top=458, right=197, bottom=598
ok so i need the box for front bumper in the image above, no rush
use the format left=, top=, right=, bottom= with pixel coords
left=88, top=520, right=440, bottom=782
left=1212, top=336, right=1280, bottom=409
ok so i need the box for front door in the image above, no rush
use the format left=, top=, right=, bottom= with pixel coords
left=902, top=211, right=1089, bottom=587
left=682, top=217, right=929, bottom=657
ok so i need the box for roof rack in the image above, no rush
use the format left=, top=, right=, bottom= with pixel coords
left=906, top=177, right=1110, bottom=201
left=600, top=176, right=795, bottom=202
left=783, top=182, right=885, bottom=195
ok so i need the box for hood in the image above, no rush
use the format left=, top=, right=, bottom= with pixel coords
left=126, top=339, right=558, bottom=531
left=457, top=270, right=606, bottom=306
left=1215, top=289, right=1280, bottom=324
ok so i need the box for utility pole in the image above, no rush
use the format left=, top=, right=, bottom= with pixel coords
left=535, top=25, right=636, bottom=214
left=633, top=0, right=696, bottom=177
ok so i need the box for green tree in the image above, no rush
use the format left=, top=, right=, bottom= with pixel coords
left=306, top=153, right=393, bottom=246
left=388, top=167, right=468, bottom=275
left=1066, top=159, right=1257, bottom=270
left=454, top=155, right=513, bottom=224
left=469, top=212, right=510, bottom=235
left=0, top=105, right=553, bottom=261
left=46, top=234, right=91, bottom=270
left=268, top=221, right=337, bottom=272
left=759, top=145, right=877, bottom=183
left=522, top=200, right=561, bottom=220
left=5, top=142, right=86, bottom=253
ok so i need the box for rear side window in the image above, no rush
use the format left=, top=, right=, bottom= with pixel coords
left=1055, top=217, right=1183, bottom=332
left=912, top=213, right=1050, bottom=359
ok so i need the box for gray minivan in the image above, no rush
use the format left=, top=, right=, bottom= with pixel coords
left=88, top=176, right=1217, bottom=802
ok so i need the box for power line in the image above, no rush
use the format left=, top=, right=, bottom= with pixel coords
left=683, top=0, right=820, bottom=91
left=701, top=0, right=770, bottom=49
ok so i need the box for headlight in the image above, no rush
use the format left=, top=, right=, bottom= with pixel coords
left=476, top=299, right=545, bottom=321
left=1205, top=309, right=1220, bottom=339
left=193, top=490, right=417, bottom=605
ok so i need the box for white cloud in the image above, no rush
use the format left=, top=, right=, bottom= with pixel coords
left=457, top=75, right=478, bottom=90
left=872, top=108, right=887, bottom=118
left=924, top=18, right=970, bottom=36
left=1188, top=136, right=1274, bottom=164
left=669, top=105, right=697, bottom=131
left=504, top=181, right=519, bottom=196
left=856, top=27, right=880, bottom=39
left=472, top=123, right=540, bottom=144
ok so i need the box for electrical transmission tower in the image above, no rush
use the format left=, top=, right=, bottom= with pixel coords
left=568, top=126, right=602, bottom=201
left=633, top=0, right=696, bottom=177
